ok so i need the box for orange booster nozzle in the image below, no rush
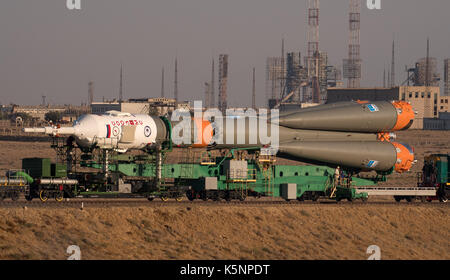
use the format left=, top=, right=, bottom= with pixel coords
left=192, top=118, right=213, bottom=148
left=392, top=101, right=415, bottom=131
left=392, top=142, right=415, bottom=173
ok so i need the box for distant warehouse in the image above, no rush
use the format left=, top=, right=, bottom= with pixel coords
left=424, top=112, right=450, bottom=130
left=327, top=86, right=447, bottom=129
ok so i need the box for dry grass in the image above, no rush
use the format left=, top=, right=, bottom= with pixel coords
left=0, top=204, right=448, bottom=260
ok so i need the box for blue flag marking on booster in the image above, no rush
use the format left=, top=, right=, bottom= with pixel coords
left=367, top=104, right=379, bottom=112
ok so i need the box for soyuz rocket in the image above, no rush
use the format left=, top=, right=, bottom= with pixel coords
left=24, top=100, right=416, bottom=174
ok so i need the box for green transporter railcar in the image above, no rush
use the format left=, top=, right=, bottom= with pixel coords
left=421, top=154, right=450, bottom=202
left=21, top=158, right=77, bottom=202
left=83, top=151, right=375, bottom=202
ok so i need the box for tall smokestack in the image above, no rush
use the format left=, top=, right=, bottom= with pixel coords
left=88, top=81, right=94, bottom=105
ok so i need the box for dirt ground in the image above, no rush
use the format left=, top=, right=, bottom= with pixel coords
left=0, top=204, right=448, bottom=260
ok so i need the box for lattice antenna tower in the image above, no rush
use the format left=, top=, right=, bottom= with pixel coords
left=218, top=54, right=229, bottom=112
left=307, top=0, right=320, bottom=102
left=345, top=0, right=361, bottom=88
left=119, top=64, right=123, bottom=102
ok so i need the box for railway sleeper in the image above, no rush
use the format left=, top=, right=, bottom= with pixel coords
left=187, top=190, right=248, bottom=202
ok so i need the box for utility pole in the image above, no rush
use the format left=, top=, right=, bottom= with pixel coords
left=211, top=58, right=215, bottom=108
left=391, top=39, right=395, bottom=87
left=252, top=67, right=256, bottom=109
left=161, top=67, right=165, bottom=98
left=174, top=57, right=178, bottom=103
left=119, top=64, right=123, bottom=103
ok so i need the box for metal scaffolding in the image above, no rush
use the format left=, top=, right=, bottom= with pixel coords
left=218, top=54, right=229, bottom=112
left=343, top=0, right=361, bottom=88
left=306, top=0, right=320, bottom=103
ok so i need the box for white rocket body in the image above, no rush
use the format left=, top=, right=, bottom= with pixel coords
left=24, top=111, right=161, bottom=152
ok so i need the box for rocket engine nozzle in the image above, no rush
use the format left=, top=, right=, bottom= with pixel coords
left=391, top=101, right=415, bottom=131
left=392, top=142, right=415, bottom=173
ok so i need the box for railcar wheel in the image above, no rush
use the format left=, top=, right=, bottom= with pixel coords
left=311, top=192, right=320, bottom=202
left=201, top=191, right=208, bottom=201
left=147, top=197, right=154, bottom=202
left=186, top=190, right=195, bottom=201
left=39, top=190, right=48, bottom=203
left=394, top=196, right=402, bottom=202
left=11, top=192, right=19, bottom=201
left=175, top=196, right=183, bottom=202
left=55, top=192, right=64, bottom=202
left=405, top=196, right=413, bottom=203
left=161, top=196, right=169, bottom=202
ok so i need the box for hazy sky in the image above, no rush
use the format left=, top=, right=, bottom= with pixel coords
left=0, top=0, right=449, bottom=107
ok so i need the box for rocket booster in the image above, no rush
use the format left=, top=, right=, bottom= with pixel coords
left=23, top=101, right=416, bottom=173
left=277, top=101, right=415, bottom=133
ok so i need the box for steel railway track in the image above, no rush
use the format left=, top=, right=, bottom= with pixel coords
left=0, top=198, right=448, bottom=208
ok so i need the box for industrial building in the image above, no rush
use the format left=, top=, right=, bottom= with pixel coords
left=91, top=98, right=190, bottom=116
left=327, top=86, right=443, bottom=129
left=424, top=112, right=450, bottom=130
left=439, top=96, right=449, bottom=112
left=11, top=105, right=89, bottom=122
